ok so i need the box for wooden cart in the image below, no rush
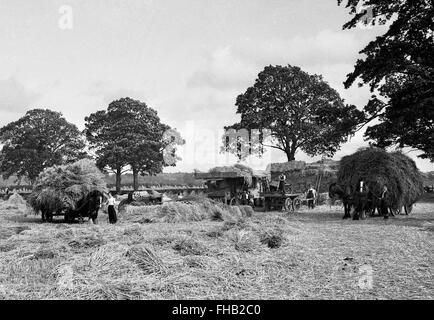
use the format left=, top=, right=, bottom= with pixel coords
left=260, top=192, right=302, bottom=212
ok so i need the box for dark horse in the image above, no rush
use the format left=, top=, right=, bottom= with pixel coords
left=65, top=190, right=103, bottom=224
left=329, top=183, right=355, bottom=219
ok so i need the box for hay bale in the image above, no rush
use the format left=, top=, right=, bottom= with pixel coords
left=337, top=147, right=424, bottom=209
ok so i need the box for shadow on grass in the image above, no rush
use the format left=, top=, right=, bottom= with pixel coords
left=281, top=203, right=434, bottom=230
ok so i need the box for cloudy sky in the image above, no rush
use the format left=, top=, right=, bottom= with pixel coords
left=1, top=0, right=432, bottom=172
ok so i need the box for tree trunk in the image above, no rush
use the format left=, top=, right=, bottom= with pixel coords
left=115, top=167, right=122, bottom=194
left=285, top=149, right=296, bottom=161
left=132, top=166, right=139, bottom=191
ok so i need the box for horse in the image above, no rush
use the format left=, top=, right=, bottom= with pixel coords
left=329, top=183, right=355, bottom=219
left=65, top=190, right=103, bottom=224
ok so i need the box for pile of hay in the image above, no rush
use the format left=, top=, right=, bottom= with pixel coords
left=28, top=159, right=108, bottom=214
left=6, top=192, right=27, bottom=206
left=125, top=198, right=246, bottom=224
left=337, top=148, right=424, bottom=209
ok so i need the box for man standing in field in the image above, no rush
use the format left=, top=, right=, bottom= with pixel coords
left=278, top=174, right=286, bottom=193
left=106, top=193, right=118, bottom=224
left=380, top=185, right=390, bottom=220
left=307, top=185, right=317, bottom=209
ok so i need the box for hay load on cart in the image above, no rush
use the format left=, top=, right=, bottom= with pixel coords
left=336, top=147, right=424, bottom=214
left=28, top=159, right=108, bottom=222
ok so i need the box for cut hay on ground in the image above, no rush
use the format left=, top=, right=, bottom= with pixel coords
left=0, top=201, right=432, bottom=299
left=337, top=147, right=424, bottom=209
left=124, top=198, right=246, bottom=224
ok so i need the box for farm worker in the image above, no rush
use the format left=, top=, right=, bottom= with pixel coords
left=354, top=179, right=369, bottom=220
left=307, top=185, right=317, bottom=209
left=380, top=186, right=390, bottom=220
left=278, top=174, right=286, bottom=193
left=242, top=191, right=249, bottom=205
left=106, top=193, right=117, bottom=224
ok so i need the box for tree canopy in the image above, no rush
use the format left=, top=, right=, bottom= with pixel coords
left=338, top=0, right=434, bottom=160
left=84, top=97, right=184, bottom=191
left=0, top=109, right=86, bottom=183
left=223, top=65, right=364, bottom=161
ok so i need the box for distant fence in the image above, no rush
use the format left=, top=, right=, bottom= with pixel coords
left=111, top=186, right=208, bottom=197
left=0, top=185, right=208, bottom=198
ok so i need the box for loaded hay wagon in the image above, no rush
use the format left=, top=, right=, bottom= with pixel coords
left=28, top=159, right=108, bottom=223
left=335, top=147, right=424, bottom=218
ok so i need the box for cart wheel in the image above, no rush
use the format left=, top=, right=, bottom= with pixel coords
left=404, top=204, right=413, bottom=215
left=284, top=198, right=293, bottom=211
left=293, top=198, right=301, bottom=211
left=390, top=207, right=401, bottom=216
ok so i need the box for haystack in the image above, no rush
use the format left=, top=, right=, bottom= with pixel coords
left=6, top=192, right=26, bottom=206
left=337, top=148, right=424, bottom=209
left=28, top=159, right=108, bottom=214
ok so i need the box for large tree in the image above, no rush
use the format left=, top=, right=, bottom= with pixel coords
left=84, top=97, right=184, bottom=192
left=338, top=0, right=434, bottom=160
left=224, top=65, right=364, bottom=161
left=0, top=109, right=86, bottom=183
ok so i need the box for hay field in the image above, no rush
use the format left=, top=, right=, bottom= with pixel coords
left=0, top=199, right=432, bottom=300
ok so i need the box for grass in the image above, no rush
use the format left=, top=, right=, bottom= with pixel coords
left=0, top=198, right=432, bottom=300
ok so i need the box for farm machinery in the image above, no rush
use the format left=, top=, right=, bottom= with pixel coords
left=194, top=167, right=304, bottom=212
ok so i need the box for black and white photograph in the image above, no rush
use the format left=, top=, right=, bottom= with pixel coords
left=0, top=0, right=433, bottom=306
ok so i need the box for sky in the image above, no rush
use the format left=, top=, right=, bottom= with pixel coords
left=0, top=0, right=433, bottom=173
